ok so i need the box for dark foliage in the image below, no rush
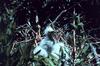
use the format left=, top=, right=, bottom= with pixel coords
left=0, top=0, right=100, bottom=66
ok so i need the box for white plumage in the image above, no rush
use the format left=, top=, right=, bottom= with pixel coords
left=39, top=37, right=54, bottom=48
left=44, top=26, right=54, bottom=35
left=33, top=46, right=48, bottom=57
left=33, top=25, right=70, bottom=63
left=33, top=36, right=54, bottom=57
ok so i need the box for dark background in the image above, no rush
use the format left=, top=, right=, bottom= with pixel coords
left=0, top=0, right=100, bottom=37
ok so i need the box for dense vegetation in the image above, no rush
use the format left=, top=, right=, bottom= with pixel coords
left=0, top=0, right=100, bottom=66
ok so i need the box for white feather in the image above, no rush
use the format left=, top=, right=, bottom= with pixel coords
left=33, top=46, right=48, bottom=57
left=33, top=36, right=70, bottom=60
left=44, top=26, right=54, bottom=35
left=39, top=37, right=54, bottom=49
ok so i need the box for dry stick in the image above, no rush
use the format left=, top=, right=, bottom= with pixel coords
left=14, top=39, right=33, bottom=45
left=58, top=29, right=70, bottom=46
left=17, top=23, right=37, bottom=34
left=49, top=10, right=67, bottom=29
left=10, top=42, right=16, bottom=54
left=72, top=16, right=76, bottom=66
left=27, top=23, right=37, bottom=35
left=48, top=9, right=67, bottom=30
left=73, top=30, right=76, bottom=66
left=51, top=9, right=67, bottom=24
left=16, top=23, right=39, bottom=47
left=37, top=25, right=41, bottom=39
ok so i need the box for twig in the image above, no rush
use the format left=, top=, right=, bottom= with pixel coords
left=72, top=29, right=76, bottom=66
left=16, top=23, right=36, bottom=34
left=51, top=10, right=67, bottom=25
left=15, top=38, right=33, bottom=44
left=88, top=27, right=100, bottom=34
left=72, top=10, right=76, bottom=66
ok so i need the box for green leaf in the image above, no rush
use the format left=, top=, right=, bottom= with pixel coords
left=82, top=44, right=89, bottom=54
left=71, top=23, right=78, bottom=29
left=45, top=58, right=55, bottom=66
left=77, top=15, right=81, bottom=23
